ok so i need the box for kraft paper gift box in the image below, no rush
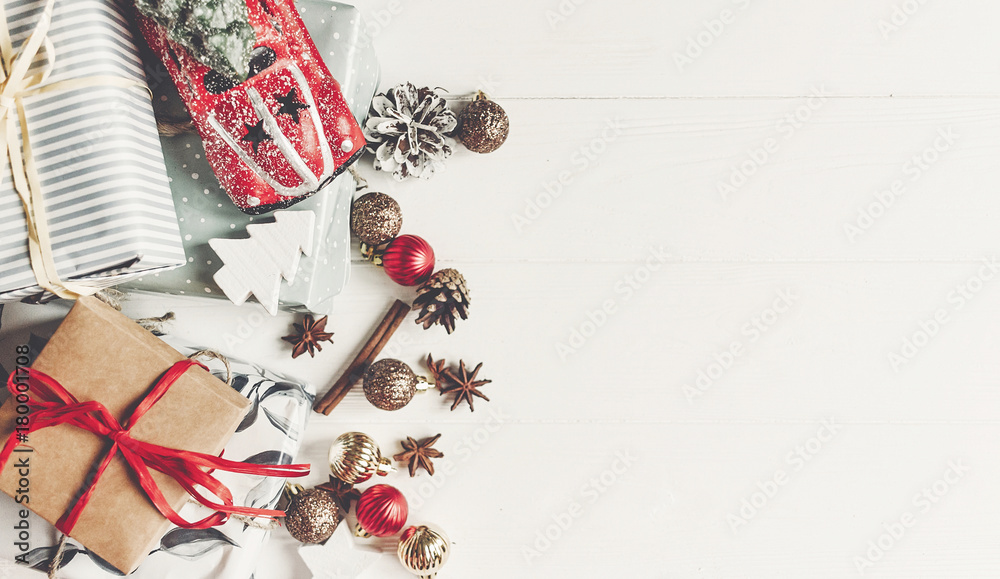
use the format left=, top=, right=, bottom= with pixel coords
left=0, top=304, right=314, bottom=578
left=124, top=0, right=380, bottom=315
left=0, top=297, right=254, bottom=574
left=0, top=0, right=186, bottom=303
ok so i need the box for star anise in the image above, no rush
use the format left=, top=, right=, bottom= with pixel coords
left=425, top=354, right=449, bottom=386
left=394, top=434, right=444, bottom=477
left=282, top=314, right=334, bottom=359
left=315, top=476, right=360, bottom=513
left=441, top=360, right=492, bottom=412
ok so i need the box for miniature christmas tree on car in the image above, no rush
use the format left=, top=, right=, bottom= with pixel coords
left=134, top=0, right=366, bottom=214
left=134, top=0, right=257, bottom=81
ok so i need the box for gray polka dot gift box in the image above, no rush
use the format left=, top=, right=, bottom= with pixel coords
left=125, top=0, right=379, bottom=315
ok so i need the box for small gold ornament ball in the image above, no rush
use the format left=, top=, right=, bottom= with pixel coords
left=329, top=432, right=394, bottom=484
left=456, top=95, right=509, bottom=154
left=363, top=358, right=417, bottom=411
left=284, top=489, right=341, bottom=544
left=351, top=192, right=402, bottom=246
left=397, top=524, right=450, bottom=577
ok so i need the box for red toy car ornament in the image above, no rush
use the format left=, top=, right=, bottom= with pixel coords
left=138, top=0, right=366, bottom=214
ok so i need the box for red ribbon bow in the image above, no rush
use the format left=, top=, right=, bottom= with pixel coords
left=0, top=359, right=309, bottom=534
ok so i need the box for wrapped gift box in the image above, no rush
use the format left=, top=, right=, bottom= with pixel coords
left=124, top=1, right=379, bottom=315
left=0, top=297, right=258, bottom=573
left=0, top=311, right=315, bottom=578
left=0, top=0, right=186, bottom=303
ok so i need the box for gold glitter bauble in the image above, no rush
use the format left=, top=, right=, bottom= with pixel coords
left=397, top=524, right=450, bottom=578
left=456, top=95, right=509, bottom=154
left=284, top=489, right=341, bottom=544
left=351, top=192, right=402, bottom=246
left=363, top=359, right=418, bottom=411
left=329, top=431, right=395, bottom=484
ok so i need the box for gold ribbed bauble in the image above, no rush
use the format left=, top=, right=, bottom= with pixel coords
left=397, top=524, right=450, bottom=578
left=329, top=431, right=395, bottom=484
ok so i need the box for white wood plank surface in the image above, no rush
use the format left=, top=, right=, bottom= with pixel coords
left=365, top=97, right=1000, bottom=261
left=5, top=1, right=1000, bottom=578
left=344, top=0, right=1000, bottom=98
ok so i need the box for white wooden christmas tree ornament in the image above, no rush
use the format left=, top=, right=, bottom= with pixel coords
left=298, top=524, right=382, bottom=579
left=209, top=210, right=316, bottom=315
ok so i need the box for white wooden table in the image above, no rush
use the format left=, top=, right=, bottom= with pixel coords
left=10, top=0, right=1000, bottom=577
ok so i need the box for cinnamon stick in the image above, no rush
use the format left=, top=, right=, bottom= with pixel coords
left=314, top=299, right=410, bottom=414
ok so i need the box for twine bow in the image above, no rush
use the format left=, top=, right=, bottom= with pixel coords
left=0, top=359, right=310, bottom=534
left=0, top=0, right=153, bottom=299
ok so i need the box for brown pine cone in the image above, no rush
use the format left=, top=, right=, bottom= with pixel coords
left=412, top=269, right=469, bottom=334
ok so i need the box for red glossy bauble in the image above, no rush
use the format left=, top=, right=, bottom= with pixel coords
left=381, top=235, right=435, bottom=286
left=355, top=484, right=408, bottom=537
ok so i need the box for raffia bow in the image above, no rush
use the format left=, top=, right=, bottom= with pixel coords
left=0, top=359, right=310, bottom=533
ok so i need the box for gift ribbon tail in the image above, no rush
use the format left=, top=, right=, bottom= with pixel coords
left=55, top=441, right=120, bottom=534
